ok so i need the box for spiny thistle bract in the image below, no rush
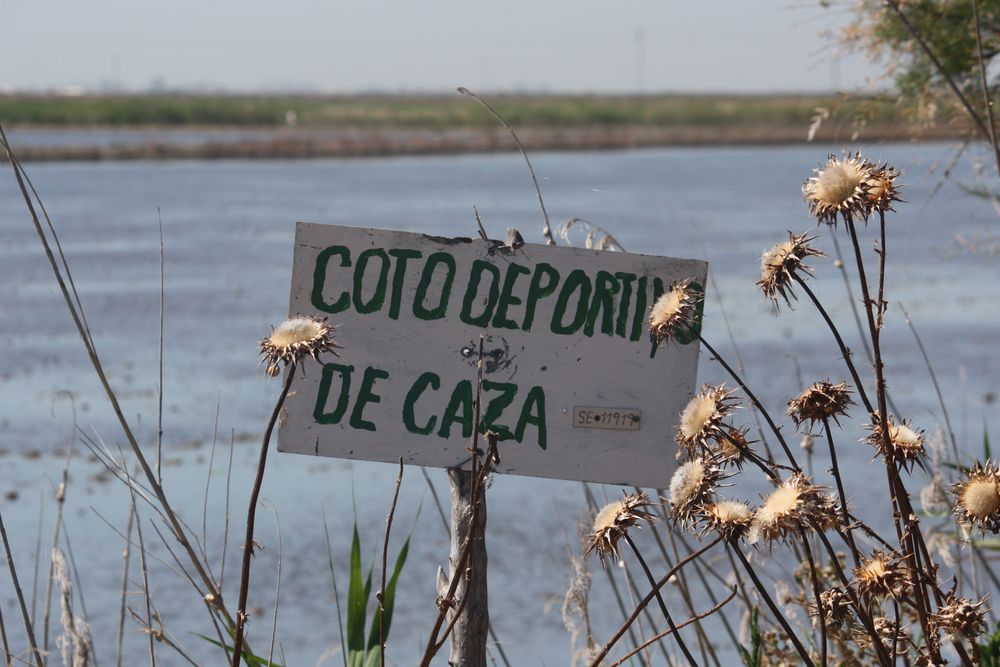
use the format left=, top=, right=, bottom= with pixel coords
left=748, top=473, right=825, bottom=545
left=647, top=277, right=702, bottom=346
left=666, top=457, right=726, bottom=526
left=953, top=460, right=1000, bottom=533
left=714, top=425, right=754, bottom=469
left=787, top=380, right=853, bottom=428
left=259, top=315, right=341, bottom=376
left=930, top=593, right=989, bottom=640
left=865, top=415, right=927, bottom=471
left=864, top=162, right=903, bottom=216
left=803, top=152, right=873, bottom=225
left=853, top=550, right=907, bottom=599
left=675, top=384, right=739, bottom=455
left=585, top=492, right=655, bottom=565
left=815, top=587, right=855, bottom=635
left=757, top=231, right=824, bottom=306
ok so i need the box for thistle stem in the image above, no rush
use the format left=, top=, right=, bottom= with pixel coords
left=793, top=275, right=874, bottom=414
left=231, top=363, right=297, bottom=667
left=799, top=532, right=826, bottom=667
left=845, top=215, right=939, bottom=659
left=697, top=334, right=800, bottom=474
left=822, top=418, right=860, bottom=568
left=623, top=533, right=698, bottom=667
left=729, top=541, right=815, bottom=667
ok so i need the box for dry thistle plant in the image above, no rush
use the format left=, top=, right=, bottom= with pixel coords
left=580, top=151, right=996, bottom=667
left=648, top=277, right=703, bottom=346
left=674, top=384, right=738, bottom=456
left=585, top=492, right=655, bottom=565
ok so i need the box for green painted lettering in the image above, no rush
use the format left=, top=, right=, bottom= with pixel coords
left=630, top=276, right=648, bottom=341
left=460, top=260, right=501, bottom=327
left=437, top=380, right=474, bottom=439
left=521, top=263, right=559, bottom=331
left=311, top=246, right=351, bottom=314
left=387, top=248, right=422, bottom=320
left=313, top=363, right=353, bottom=424
left=402, top=372, right=440, bottom=435
left=584, top=271, right=619, bottom=337
left=352, top=249, right=390, bottom=314
left=492, top=263, right=531, bottom=330
left=349, top=366, right=389, bottom=432
left=615, top=272, right=636, bottom=338
left=514, top=386, right=547, bottom=450
left=479, top=380, right=517, bottom=440
left=413, top=252, right=456, bottom=320
left=551, top=269, right=592, bottom=335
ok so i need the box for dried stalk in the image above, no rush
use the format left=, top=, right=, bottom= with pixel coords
left=231, top=362, right=297, bottom=666
left=378, top=459, right=404, bottom=667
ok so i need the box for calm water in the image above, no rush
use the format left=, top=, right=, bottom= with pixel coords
left=1, top=143, right=998, bottom=664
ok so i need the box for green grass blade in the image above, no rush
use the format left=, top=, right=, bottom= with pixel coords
left=366, top=535, right=411, bottom=650
left=985, top=419, right=992, bottom=461
left=347, top=524, right=367, bottom=653
left=192, top=633, right=285, bottom=667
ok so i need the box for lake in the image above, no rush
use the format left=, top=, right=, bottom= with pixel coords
left=0, top=142, right=997, bottom=665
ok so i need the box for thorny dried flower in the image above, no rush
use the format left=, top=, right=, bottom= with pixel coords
left=700, top=499, right=754, bottom=541
left=864, top=162, right=902, bottom=216
left=666, top=457, right=726, bottom=525
left=931, top=593, right=989, bottom=640
left=800, top=433, right=814, bottom=454
left=259, top=316, right=340, bottom=374
left=647, top=278, right=702, bottom=346
left=815, top=588, right=855, bottom=634
left=866, top=415, right=926, bottom=471
left=857, top=616, right=912, bottom=655
left=812, top=493, right=844, bottom=532
left=675, top=384, right=739, bottom=455
left=787, top=380, right=853, bottom=428
left=585, top=492, right=655, bottom=564
left=748, top=473, right=825, bottom=544
left=715, top=426, right=753, bottom=469
left=953, top=460, right=1000, bottom=533
left=853, top=550, right=907, bottom=599
left=803, top=152, right=873, bottom=225
left=757, top=231, right=824, bottom=306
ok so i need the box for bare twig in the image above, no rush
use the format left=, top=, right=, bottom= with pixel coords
left=263, top=500, right=283, bottom=667
left=971, top=0, right=1000, bottom=179
left=729, top=542, right=815, bottom=667
left=0, top=507, right=45, bottom=667
left=156, top=208, right=165, bottom=486
left=231, top=363, right=297, bottom=666
left=588, top=536, right=723, bottom=667
left=0, top=127, right=239, bottom=636
left=608, top=586, right=738, bottom=667
left=457, top=86, right=555, bottom=245
left=884, top=0, right=993, bottom=141
left=116, top=507, right=136, bottom=667
left=378, top=459, right=404, bottom=667
left=622, top=534, right=697, bottom=667
left=122, top=461, right=157, bottom=667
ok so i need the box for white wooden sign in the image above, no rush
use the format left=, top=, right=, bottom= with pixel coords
left=278, top=223, right=707, bottom=488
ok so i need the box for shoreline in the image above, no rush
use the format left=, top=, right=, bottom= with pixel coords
left=1, top=123, right=969, bottom=162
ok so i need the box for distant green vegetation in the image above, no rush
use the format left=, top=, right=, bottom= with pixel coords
left=0, top=92, right=901, bottom=128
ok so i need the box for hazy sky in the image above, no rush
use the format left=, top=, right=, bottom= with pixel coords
left=1, top=1, right=885, bottom=93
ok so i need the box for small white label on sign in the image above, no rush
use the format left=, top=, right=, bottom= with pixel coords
left=573, top=407, right=642, bottom=431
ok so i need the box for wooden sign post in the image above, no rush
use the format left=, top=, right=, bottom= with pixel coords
left=278, top=223, right=707, bottom=663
